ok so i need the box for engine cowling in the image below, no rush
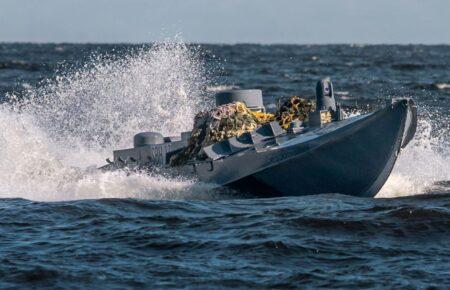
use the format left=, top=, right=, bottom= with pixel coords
left=133, top=132, right=164, bottom=148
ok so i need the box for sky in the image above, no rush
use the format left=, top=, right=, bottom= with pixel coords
left=0, top=0, right=449, bottom=44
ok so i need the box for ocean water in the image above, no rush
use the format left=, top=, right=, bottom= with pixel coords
left=0, top=42, right=449, bottom=288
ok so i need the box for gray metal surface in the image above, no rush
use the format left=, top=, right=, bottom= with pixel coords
left=134, top=132, right=164, bottom=147
left=193, top=99, right=416, bottom=197
left=215, top=90, right=264, bottom=110
left=112, top=132, right=188, bottom=168
left=316, top=78, right=336, bottom=112
left=400, top=99, right=417, bottom=148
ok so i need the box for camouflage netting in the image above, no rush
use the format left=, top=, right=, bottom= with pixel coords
left=320, top=111, right=333, bottom=124
left=170, top=97, right=315, bottom=166
left=276, top=96, right=316, bottom=129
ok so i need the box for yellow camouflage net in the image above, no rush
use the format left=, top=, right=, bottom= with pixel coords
left=320, top=111, right=333, bottom=124
left=170, top=97, right=315, bottom=165
left=170, top=102, right=275, bottom=165
left=276, top=96, right=316, bottom=129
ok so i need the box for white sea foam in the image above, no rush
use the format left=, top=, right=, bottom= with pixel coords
left=206, top=84, right=240, bottom=92
left=435, top=83, right=450, bottom=90
left=377, top=115, right=450, bottom=198
left=0, top=40, right=225, bottom=202
left=341, top=105, right=449, bottom=198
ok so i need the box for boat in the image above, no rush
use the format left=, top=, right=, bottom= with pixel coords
left=101, top=79, right=417, bottom=198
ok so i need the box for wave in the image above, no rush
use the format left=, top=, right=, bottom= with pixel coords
left=0, top=60, right=50, bottom=71
left=412, top=82, right=450, bottom=90
left=391, top=63, right=447, bottom=71
left=0, top=40, right=226, bottom=202
left=377, top=112, right=450, bottom=198
left=206, top=85, right=239, bottom=92
left=435, top=83, right=450, bottom=90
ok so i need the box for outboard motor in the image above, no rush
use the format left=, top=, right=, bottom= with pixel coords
left=215, top=89, right=265, bottom=111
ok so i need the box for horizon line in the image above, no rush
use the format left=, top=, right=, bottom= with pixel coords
left=1, top=41, right=450, bottom=46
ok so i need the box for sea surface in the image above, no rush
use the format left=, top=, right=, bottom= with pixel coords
left=0, top=43, right=449, bottom=288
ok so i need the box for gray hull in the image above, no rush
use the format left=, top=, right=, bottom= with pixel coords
left=193, top=99, right=417, bottom=197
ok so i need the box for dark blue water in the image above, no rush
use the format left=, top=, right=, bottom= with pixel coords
left=1, top=194, right=450, bottom=288
left=0, top=43, right=449, bottom=288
